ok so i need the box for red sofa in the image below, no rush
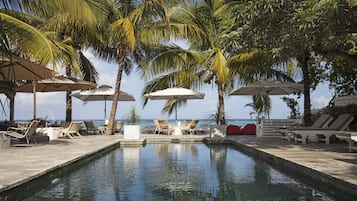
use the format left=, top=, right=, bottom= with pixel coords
left=241, top=124, right=256, bottom=135
left=226, top=125, right=241, bottom=135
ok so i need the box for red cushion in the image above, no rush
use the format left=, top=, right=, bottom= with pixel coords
left=226, top=125, right=241, bottom=135
left=241, top=124, right=256, bottom=135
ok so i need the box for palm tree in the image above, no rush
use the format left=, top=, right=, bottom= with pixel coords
left=37, top=1, right=108, bottom=121
left=142, top=0, right=232, bottom=125
left=1, top=3, right=81, bottom=122
left=104, top=0, right=171, bottom=134
left=1, top=1, right=107, bottom=121
left=245, top=95, right=271, bottom=121
left=142, top=1, right=292, bottom=125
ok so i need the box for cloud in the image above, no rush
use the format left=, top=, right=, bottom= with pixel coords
left=312, top=95, right=330, bottom=109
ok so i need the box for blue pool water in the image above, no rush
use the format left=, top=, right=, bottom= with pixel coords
left=19, top=144, right=335, bottom=201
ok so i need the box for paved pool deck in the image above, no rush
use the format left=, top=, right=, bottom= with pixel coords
left=0, top=134, right=356, bottom=199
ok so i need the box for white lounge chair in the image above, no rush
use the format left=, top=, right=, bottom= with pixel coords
left=336, top=131, right=357, bottom=152
left=290, top=114, right=354, bottom=144
left=61, top=121, right=82, bottom=139
left=1, top=120, right=40, bottom=144
left=279, top=114, right=333, bottom=140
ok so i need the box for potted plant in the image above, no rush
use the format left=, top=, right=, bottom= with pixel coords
left=123, top=107, right=141, bottom=140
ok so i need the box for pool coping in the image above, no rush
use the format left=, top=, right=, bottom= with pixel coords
left=221, top=138, right=357, bottom=200
left=0, top=135, right=356, bottom=200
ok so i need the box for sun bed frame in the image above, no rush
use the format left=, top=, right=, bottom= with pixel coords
left=290, top=114, right=354, bottom=144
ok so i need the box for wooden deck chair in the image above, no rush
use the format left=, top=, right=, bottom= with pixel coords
left=84, top=121, right=105, bottom=135
left=61, top=121, right=82, bottom=139
left=154, top=120, right=172, bottom=135
left=1, top=120, right=40, bottom=144
left=181, top=120, right=193, bottom=135
left=189, top=120, right=199, bottom=135
left=114, top=121, right=123, bottom=134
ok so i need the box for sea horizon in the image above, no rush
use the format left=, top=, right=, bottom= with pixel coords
left=13, top=118, right=257, bottom=129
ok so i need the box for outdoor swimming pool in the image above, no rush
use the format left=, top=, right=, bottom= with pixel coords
left=14, top=144, right=335, bottom=200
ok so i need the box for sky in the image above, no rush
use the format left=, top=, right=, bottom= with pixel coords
left=1, top=51, right=334, bottom=122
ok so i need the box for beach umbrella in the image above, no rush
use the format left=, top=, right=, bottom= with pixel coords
left=230, top=79, right=303, bottom=119
left=16, top=74, right=97, bottom=119
left=0, top=55, right=54, bottom=81
left=0, top=55, right=55, bottom=122
left=71, top=85, right=135, bottom=120
left=144, top=87, right=205, bottom=123
left=230, top=79, right=304, bottom=96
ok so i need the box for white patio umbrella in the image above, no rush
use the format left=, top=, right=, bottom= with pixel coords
left=144, top=87, right=205, bottom=123
left=16, top=74, right=97, bottom=119
left=230, top=79, right=304, bottom=96
left=71, top=85, right=135, bottom=120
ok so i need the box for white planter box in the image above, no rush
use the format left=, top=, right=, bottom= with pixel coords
left=123, top=125, right=141, bottom=140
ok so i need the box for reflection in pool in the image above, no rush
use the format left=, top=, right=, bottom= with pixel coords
left=19, top=144, right=334, bottom=200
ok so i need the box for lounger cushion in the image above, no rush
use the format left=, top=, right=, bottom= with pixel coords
left=227, top=125, right=241, bottom=135
left=241, top=124, right=256, bottom=135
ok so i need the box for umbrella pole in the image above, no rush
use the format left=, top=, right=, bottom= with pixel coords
left=175, top=104, right=178, bottom=125
left=32, top=81, right=36, bottom=119
left=104, top=99, right=107, bottom=120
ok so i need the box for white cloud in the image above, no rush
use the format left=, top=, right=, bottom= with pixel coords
left=312, top=95, right=330, bottom=109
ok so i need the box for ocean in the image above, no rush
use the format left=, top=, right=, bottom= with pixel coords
left=89, top=118, right=256, bottom=130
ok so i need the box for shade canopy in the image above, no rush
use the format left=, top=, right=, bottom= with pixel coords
left=72, top=85, right=135, bottom=101
left=144, top=87, right=205, bottom=123
left=0, top=55, right=54, bottom=81
left=144, top=87, right=205, bottom=100
left=230, top=80, right=304, bottom=96
left=16, top=75, right=97, bottom=92
left=16, top=74, right=97, bottom=119
left=72, top=85, right=135, bottom=120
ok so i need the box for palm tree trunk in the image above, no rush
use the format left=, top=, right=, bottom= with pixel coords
left=65, top=65, right=72, bottom=122
left=298, top=52, right=312, bottom=126
left=105, top=45, right=126, bottom=135
left=9, top=92, right=15, bottom=123
left=217, top=82, right=226, bottom=125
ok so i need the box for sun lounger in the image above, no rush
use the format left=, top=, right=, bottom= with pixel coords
left=336, top=131, right=357, bottom=152
left=278, top=114, right=333, bottom=140
left=60, top=121, right=82, bottom=139
left=181, top=120, right=199, bottom=135
left=290, top=114, right=354, bottom=144
left=154, top=120, right=172, bottom=135
left=1, top=120, right=40, bottom=144
left=84, top=121, right=105, bottom=135
left=114, top=121, right=123, bottom=134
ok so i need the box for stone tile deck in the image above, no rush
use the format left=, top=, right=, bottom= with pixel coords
left=0, top=134, right=356, bottom=199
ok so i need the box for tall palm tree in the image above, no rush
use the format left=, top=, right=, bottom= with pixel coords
left=142, top=0, right=232, bottom=125
left=1, top=0, right=108, bottom=121
left=37, top=1, right=108, bottom=121
left=1, top=3, right=81, bottom=122
left=142, top=1, right=291, bottom=125
left=104, top=0, right=171, bottom=134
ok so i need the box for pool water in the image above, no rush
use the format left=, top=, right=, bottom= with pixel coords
left=20, top=144, right=334, bottom=200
